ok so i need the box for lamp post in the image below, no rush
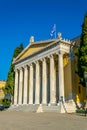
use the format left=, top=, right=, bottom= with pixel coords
left=84, top=71, right=87, bottom=113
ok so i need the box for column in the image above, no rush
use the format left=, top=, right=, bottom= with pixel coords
left=18, top=68, right=23, bottom=105
left=50, top=55, right=56, bottom=105
left=42, top=58, right=47, bottom=105
left=29, top=64, right=34, bottom=104
left=14, top=69, right=19, bottom=105
left=58, top=51, right=65, bottom=102
left=35, top=61, right=40, bottom=104
left=23, top=65, right=28, bottom=104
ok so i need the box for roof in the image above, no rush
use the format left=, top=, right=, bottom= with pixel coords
left=71, top=36, right=80, bottom=47
left=13, top=36, right=80, bottom=64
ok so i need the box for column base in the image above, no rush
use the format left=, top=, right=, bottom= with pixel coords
left=18, top=104, right=23, bottom=106
left=42, top=103, right=47, bottom=106
left=23, top=103, right=28, bottom=105
left=13, top=104, right=19, bottom=106
left=35, top=103, right=40, bottom=105
left=18, top=103, right=23, bottom=106
left=50, top=103, right=57, bottom=106
left=48, top=102, right=57, bottom=106
left=29, top=103, right=33, bottom=105
left=50, top=101, right=57, bottom=106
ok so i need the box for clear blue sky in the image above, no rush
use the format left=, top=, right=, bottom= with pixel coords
left=0, top=0, right=87, bottom=80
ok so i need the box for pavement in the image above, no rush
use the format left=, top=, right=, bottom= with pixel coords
left=0, top=111, right=87, bottom=130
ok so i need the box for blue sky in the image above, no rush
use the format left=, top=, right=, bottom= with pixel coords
left=0, top=0, right=87, bottom=80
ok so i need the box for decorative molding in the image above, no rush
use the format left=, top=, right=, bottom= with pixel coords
left=15, top=39, right=71, bottom=69
left=57, top=50, right=65, bottom=55
left=24, top=65, right=29, bottom=69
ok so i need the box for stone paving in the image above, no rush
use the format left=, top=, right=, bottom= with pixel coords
left=0, top=111, right=87, bottom=130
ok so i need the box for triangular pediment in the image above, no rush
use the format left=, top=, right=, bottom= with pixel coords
left=14, top=39, right=55, bottom=63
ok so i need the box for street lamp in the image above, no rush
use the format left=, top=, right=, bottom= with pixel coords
left=84, top=71, right=87, bottom=116
left=84, top=71, right=87, bottom=106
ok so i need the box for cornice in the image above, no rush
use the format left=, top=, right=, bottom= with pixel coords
left=14, top=39, right=71, bottom=69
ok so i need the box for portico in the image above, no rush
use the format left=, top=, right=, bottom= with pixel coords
left=13, top=35, right=75, bottom=112
left=14, top=34, right=71, bottom=105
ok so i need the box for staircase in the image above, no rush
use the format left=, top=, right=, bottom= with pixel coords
left=7, top=102, right=76, bottom=113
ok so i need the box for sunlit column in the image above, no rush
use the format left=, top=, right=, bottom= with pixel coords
left=58, top=51, right=65, bottom=102
left=18, top=68, right=23, bottom=105
left=42, top=58, right=47, bottom=105
left=29, top=64, right=34, bottom=104
left=23, top=65, right=28, bottom=104
left=14, top=69, right=19, bottom=105
left=35, top=61, right=40, bottom=104
left=50, top=55, right=56, bottom=105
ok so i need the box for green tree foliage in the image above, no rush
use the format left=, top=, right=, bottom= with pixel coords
left=3, top=43, right=24, bottom=97
left=77, top=13, right=87, bottom=86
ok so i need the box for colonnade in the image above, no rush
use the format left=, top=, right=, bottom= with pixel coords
left=14, top=51, right=65, bottom=106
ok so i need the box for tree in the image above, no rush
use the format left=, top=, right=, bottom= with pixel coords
left=3, top=43, right=24, bottom=98
left=76, top=13, right=87, bottom=86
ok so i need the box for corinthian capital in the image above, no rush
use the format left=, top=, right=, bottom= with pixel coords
left=57, top=50, right=65, bottom=55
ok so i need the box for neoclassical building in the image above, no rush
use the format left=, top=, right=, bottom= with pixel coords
left=12, top=34, right=86, bottom=113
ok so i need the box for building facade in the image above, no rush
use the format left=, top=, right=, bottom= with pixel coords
left=0, top=80, right=6, bottom=99
left=12, top=35, right=86, bottom=113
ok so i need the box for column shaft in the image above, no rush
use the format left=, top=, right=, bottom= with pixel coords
left=35, top=61, right=40, bottom=104
left=23, top=66, right=28, bottom=104
left=42, top=58, right=47, bottom=105
left=14, top=69, right=19, bottom=105
left=58, top=52, right=64, bottom=101
left=29, top=64, right=34, bottom=104
left=18, top=68, right=23, bottom=105
left=50, top=55, right=56, bottom=104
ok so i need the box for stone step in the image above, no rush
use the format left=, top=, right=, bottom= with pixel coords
left=7, top=104, right=39, bottom=112
left=43, top=106, right=60, bottom=112
left=7, top=102, right=76, bottom=113
left=7, top=105, right=19, bottom=111
left=37, top=104, right=61, bottom=113
left=21, top=105, right=39, bottom=112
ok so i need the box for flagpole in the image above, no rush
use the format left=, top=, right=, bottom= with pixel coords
left=54, top=24, right=56, bottom=38
left=50, top=24, right=57, bottom=38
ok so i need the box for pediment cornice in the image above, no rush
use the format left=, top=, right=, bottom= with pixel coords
left=13, top=38, right=73, bottom=68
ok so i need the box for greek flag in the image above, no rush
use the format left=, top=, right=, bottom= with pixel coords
left=50, top=24, right=56, bottom=38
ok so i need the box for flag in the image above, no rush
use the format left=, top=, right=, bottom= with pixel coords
left=50, top=24, right=56, bottom=38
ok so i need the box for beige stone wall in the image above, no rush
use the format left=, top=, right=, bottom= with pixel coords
left=64, top=57, right=73, bottom=100
left=72, top=57, right=86, bottom=103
